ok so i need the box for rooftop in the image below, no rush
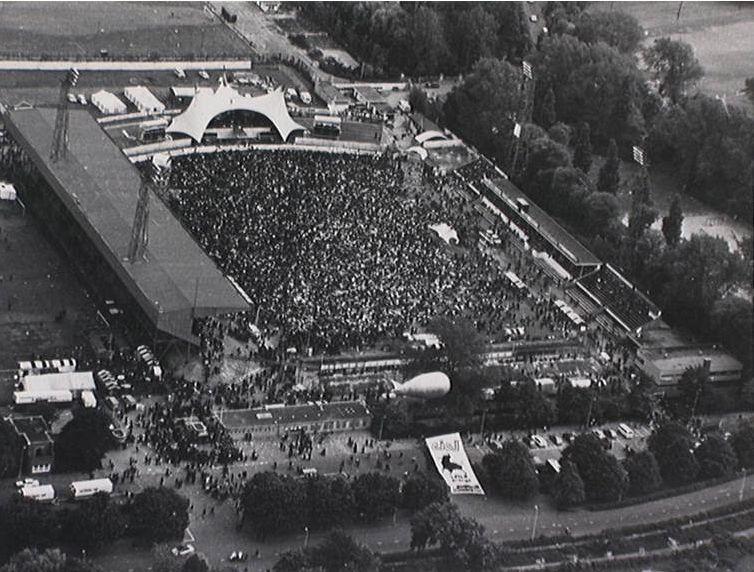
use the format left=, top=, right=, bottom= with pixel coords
left=641, top=346, right=743, bottom=375
left=6, top=415, right=54, bottom=444
left=4, top=107, right=250, bottom=342
left=353, top=85, right=386, bottom=104
left=484, top=177, right=600, bottom=266
left=219, top=401, right=371, bottom=428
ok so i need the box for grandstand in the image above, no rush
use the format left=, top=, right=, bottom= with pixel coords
left=576, top=264, right=661, bottom=334
left=453, top=156, right=660, bottom=335
left=3, top=107, right=250, bottom=346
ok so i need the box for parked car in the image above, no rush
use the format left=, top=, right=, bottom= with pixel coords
left=198, top=70, right=210, bottom=80
left=531, top=435, right=548, bottom=448
left=174, top=68, right=186, bottom=79
left=15, top=478, right=40, bottom=489
left=77, top=94, right=87, bottom=105
left=617, top=423, right=635, bottom=439
left=229, top=551, right=248, bottom=562
left=604, top=428, right=617, bottom=440
left=549, top=434, right=564, bottom=447
left=171, top=544, right=195, bottom=557
left=66, top=93, right=77, bottom=104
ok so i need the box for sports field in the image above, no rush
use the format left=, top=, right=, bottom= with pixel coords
left=592, top=2, right=754, bottom=109
left=0, top=2, right=250, bottom=60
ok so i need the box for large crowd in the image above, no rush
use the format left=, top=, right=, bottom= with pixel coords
left=169, top=150, right=539, bottom=354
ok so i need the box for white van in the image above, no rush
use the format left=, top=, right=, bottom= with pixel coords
left=617, top=423, right=635, bottom=439
left=299, top=90, right=312, bottom=105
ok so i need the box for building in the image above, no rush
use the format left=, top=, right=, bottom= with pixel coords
left=219, top=401, right=372, bottom=440
left=91, top=90, right=127, bottom=115
left=5, top=416, right=55, bottom=475
left=4, top=107, right=250, bottom=346
left=123, top=86, right=165, bottom=115
left=352, top=85, right=386, bottom=108
left=314, top=82, right=351, bottom=114
left=636, top=346, right=743, bottom=387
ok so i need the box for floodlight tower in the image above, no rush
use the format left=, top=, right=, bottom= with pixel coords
left=127, top=155, right=171, bottom=263
left=50, top=68, right=80, bottom=162
left=508, top=61, right=536, bottom=179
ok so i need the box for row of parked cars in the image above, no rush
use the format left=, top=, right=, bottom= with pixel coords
left=524, top=423, right=637, bottom=450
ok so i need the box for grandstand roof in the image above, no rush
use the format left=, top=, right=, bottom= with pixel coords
left=5, top=108, right=250, bottom=343
left=485, top=177, right=600, bottom=266
left=167, top=83, right=305, bottom=143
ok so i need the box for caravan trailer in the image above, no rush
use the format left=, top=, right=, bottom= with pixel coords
left=20, top=484, right=55, bottom=502
left=70, top=478, right=113, bottom=499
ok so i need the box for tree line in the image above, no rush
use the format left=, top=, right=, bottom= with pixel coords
left=476, top=418, right=754, bottom=509
left=242, top=469, right=448, bottom=539
left=0, top=487, right=189, bottom=565
left=297, top=2, right=531, bottom=77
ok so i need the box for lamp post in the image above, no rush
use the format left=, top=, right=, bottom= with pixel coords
left=530, top=504, right=540, bottom=541
left=740, top=469, right=747, bottom=503
left=304, top=526, right=310, bottom=549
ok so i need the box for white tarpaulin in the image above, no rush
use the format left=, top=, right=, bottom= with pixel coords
left=425, top=433, right=485, bottom=495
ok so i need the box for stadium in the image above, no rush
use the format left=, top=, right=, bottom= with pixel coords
left=0, top=79, right=661, bottom=358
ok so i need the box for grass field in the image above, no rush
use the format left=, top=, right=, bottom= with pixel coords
left=591, top=2, right=754, bottom=108
left=0, top=1, right=250, bottom=60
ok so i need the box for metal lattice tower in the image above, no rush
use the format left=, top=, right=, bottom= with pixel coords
left=50, top=69, right=80, bottom=163
left=127, top=156, right=171, bottom=263
left=508, top=61, right=536, bottom=179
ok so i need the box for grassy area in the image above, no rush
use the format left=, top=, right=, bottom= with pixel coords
left=0, top=2, right=250, bottom=60
left=591, top=2, right=754, bottom=109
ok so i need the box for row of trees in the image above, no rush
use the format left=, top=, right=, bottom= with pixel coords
left=298, top=2, right=531, bottom=77
left=0, top=488, right=189, bottom=563
left=242, top=470, right=448, bottom=538
left=555, top=420, right=754, bottom=508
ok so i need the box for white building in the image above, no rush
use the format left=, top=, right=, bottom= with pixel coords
left=124, top=86, right=165, bottom=115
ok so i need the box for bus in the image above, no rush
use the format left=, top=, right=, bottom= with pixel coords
left=70, top=478, right=113, bottom=499
left=20, top=484, right=55, bottom=502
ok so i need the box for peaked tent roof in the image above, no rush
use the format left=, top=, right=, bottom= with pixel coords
left=167, top=84, right=306, bottom=143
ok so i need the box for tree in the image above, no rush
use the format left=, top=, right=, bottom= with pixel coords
left=644, top=37, right=704, bottom=103
left=275, top=530, right=380, bottom=572
left=732, top=422, right=754, bottom=469
left=54, top=408, right=115, bottom=473
left=443, top=58, right=523, bottom=166
left=60, top=493, right=125, bottom=550
left=0, top=418, right=20, bottom=479
left=0, top=548, right=101, bottom=572
left=409, top=502, right=500, bottom=569
left=583, top=191, right=620, bottom=237
left=0, top=497, right=60, bottom=561
left=352, top=472, right=401, bottom=522
left=304, top=475, right=354, bottom=530
left=597, top=138, right=621, bottom=195
left=553, top=460, right=585, bottom=509
left=572, top=121, right=593, bottom=173
left=401, top=471, right=449, bottom=511
left=130, top=487, right=190, bottom=543
left=539, top=87, right=557, bottom=129
left=711, top=297, right=753, bottom=378
left=661, top=193, right=683, bottom=247
left=574, top=10, right=644, bottom=53
left=151, top=544, right=183, bottom=572
left=557, top=386, right=598, bottom=427
left=514, top=380, right=556, bottom=430
left=648, top=421, right=700, bottom=486
left=623, top=451, right=663, bottom=496
left=745, top=77, right=754, bottom=107
left=675, top=365, right=717, bottom=422
left=482, top=441, right=538, bottom=500
left=242, top=472, right=306, bottom=538
left=428, top=316, right=485, bottom=372
left=696, top=433, right=738, bottom=480
left=181, top=555, right=209, bottom=572
left=627, top=168, right=658, bottom=239
left=561, top=433, right=628, bottom=502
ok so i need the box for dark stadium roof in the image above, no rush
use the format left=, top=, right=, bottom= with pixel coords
left=5, top=108, right=250, bottom=343
left=485, top=177, right=600, bottom=267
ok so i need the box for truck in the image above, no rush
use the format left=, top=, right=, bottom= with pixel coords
left=70, top=478, right=113, bottom=499
left=20, top=484, right=55, bottom=502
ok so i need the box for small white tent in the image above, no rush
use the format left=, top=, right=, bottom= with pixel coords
left=91, top=90, right=127, bottom=115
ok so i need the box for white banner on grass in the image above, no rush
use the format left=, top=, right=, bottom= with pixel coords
left=425, top=433, right=485, bottom=495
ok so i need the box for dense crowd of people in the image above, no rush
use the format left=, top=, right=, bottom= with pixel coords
left=169, top=150, right=540, bottom=354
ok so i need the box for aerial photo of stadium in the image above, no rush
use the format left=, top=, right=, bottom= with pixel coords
left=0, top=2, right=752, bottom=572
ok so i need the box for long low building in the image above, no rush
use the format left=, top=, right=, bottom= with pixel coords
left=636, top=346, right=743, bottom=387
left=3, top=107, right=250, bottom=345
left=218, top=401, right=372, bottom=440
